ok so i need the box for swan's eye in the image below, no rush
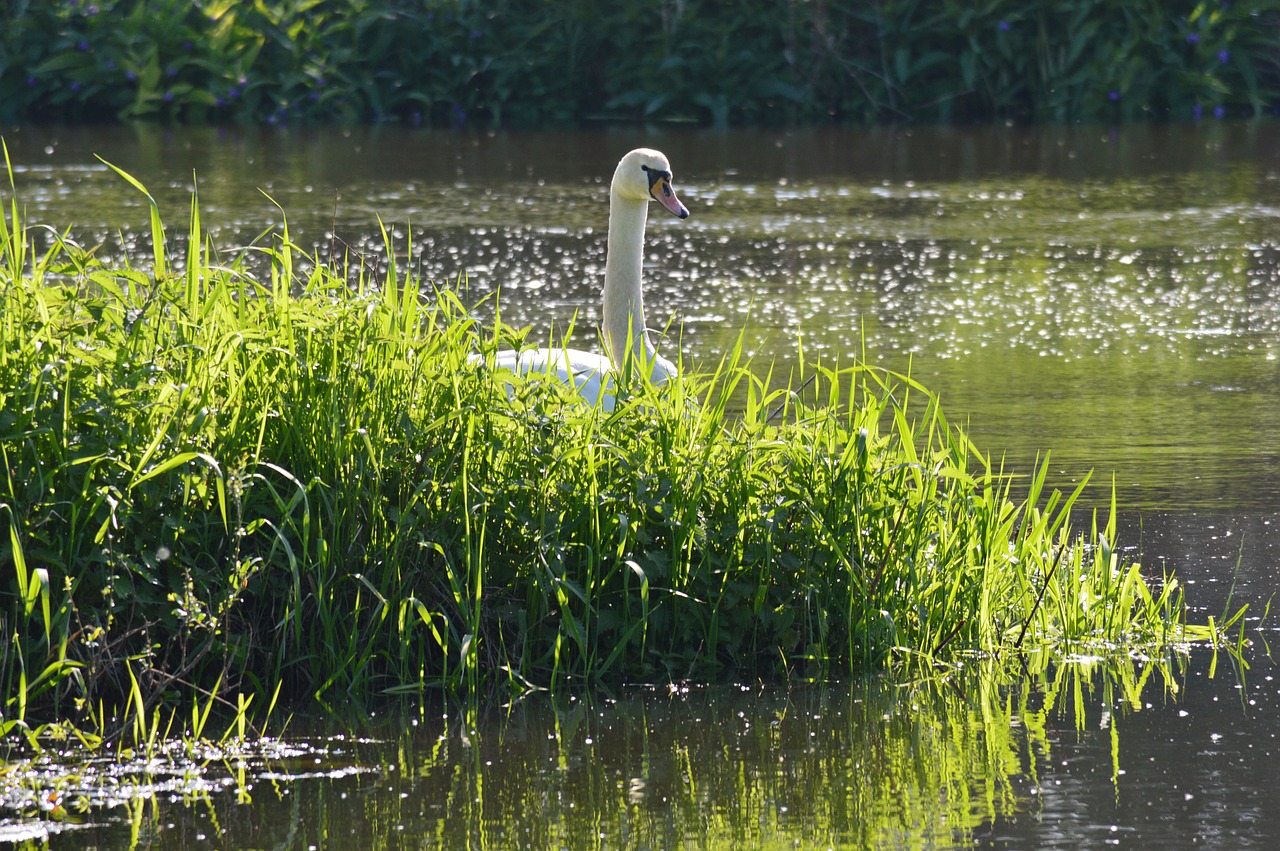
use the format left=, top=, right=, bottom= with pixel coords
left=641, top=164, right=671, bottom=191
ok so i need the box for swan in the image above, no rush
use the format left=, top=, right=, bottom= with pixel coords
left=481, top=148, right=690, bottom=410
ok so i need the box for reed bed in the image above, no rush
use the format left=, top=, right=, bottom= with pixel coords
left=0, top=159, right=1233, bottom=738
left=4, top=0, right=1275, bottom=125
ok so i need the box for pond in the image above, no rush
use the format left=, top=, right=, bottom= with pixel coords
left=2, top=121, right=1280, bottom=847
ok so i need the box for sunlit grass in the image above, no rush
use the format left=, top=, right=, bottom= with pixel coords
left=0, top=152, right=1243, bottom=743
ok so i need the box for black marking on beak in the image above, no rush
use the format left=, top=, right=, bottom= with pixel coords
left=641, top=163, right=688, bottom=219
left=641, top=164, right=671, bottom=191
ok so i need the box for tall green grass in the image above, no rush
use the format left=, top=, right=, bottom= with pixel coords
left=0, top=157, right=1233, bottom=737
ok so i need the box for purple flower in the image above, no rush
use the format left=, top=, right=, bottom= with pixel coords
left=1186, top=33, right=1200, bottom=44
left=1219, top=50, right=1230, bottom=64
left=26, top=75, right=37, bottom=86
left=70, top=81, right=82, bottom=93
left=77, top=40, right=90, bottom=51
left=1214, top=105, right=1225, bottom=119
left=86, top=4, right=99, bottom=14
left=998, top=21, right=1011, bottom=32
left=164, top=91, right=174, bottom=103
left=469, top=29, right=482, bottom=39
left=126, top=70, right=137, bottom=82
left=1108, top=90, right=1119, bottom=101
left=1192, top=103, right=1203, bottom=120
left=166, top=67, right=178, bottom=78
left=450, top=102, right=467, bottom=127
left=182, top=41, right=193, bottom=51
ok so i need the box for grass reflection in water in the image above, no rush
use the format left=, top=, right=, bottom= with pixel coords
left=0, top=653, right=1202, bottom=849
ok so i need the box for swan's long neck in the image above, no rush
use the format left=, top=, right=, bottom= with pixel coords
left=601, top=191, right=654, bottom=370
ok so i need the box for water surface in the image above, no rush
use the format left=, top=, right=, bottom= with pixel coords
left=10, top=649, right=1280, bottom=848
left=3, top=121, right=1279, bottom=847
left=7, top=122, right=1280, bottom=512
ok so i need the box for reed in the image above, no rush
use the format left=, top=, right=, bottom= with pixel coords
left=0, top=160, right=1232, bottom=737
left=1, top=1, right=1275, bottom=125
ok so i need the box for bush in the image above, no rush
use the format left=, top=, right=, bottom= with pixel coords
left=0, top=0, right=1277, bottom=126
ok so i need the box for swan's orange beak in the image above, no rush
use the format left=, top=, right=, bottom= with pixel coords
left=649, top=175, right=690, bottom=219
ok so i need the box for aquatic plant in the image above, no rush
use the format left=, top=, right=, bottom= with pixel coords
left=0, top=0, right=1275, bottom=125
left=0, top=154, right=1240, bottom=741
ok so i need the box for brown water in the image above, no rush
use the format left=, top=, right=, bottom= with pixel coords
left=3, top=122, right=1280, bottom=847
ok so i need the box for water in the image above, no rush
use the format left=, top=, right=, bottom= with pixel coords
left=3, top=121, right=1280, bottom=847
left=11, top=653, right=1280, bottom=848
left=8, top=122, right=1280, bottom=512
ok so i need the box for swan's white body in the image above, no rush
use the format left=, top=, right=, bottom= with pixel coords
left=483, top=149, right=689, bottom=411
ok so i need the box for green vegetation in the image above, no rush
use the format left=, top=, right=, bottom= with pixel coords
left=1, top=0, right=1276, bottom=126
left=0, top=153, right=1243, bottom=743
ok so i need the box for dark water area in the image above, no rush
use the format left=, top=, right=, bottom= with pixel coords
left=3, top=121, right=1280, bottom=847
left=12, top=650, right=1280, bottom=849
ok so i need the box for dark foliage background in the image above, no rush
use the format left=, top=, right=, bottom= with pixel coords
left=1, top=0, right=1277, bottom=126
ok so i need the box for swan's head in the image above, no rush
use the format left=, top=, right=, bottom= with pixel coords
left=613, top=148, right=689, bottom=219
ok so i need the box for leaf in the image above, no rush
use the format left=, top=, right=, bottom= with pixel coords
left=97, top=157, right=166, bottom=277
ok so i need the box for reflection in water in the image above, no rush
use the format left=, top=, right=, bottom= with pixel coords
left=9, top=650, right=1278, bottom=849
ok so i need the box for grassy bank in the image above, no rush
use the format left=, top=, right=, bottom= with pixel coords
left=1, top=0, right=1277, bottom=126
left=0, top=157, right=1237, bottom=742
